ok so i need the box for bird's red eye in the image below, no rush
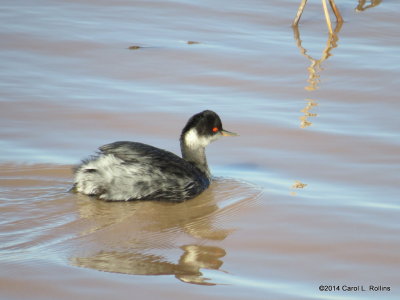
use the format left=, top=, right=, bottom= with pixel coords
left=212, top=127, right=219, bottom=133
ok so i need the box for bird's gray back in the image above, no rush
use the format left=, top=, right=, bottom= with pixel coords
left=74, top=141, right=210, bottom=201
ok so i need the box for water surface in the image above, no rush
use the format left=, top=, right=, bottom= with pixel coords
left=1, top=0, right=399, bottom=299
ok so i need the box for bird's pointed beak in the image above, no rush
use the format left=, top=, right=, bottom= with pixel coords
left=221, top=129, right=239, bottom=137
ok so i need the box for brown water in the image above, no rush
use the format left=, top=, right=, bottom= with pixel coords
left=1, top=0, right=399, bottom=299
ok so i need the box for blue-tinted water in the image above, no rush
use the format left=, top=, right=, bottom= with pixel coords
left=1, top=0, right=399, bottom=299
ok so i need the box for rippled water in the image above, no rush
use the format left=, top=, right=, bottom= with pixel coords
left=1, top=0, right=399, bottom=299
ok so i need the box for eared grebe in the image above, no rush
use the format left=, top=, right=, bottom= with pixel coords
left=73, top=110, right=237, bottom=202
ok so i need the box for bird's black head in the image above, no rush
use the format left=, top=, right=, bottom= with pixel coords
left=182, top=110, right=222, bottom=137
left=180, top=110, right=237, bottom=149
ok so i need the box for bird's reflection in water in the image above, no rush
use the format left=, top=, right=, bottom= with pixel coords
left=71, top=178, right=261, bottom=285
left=73, top=245, right=226, bottom=285
left=292, top=22, right=342, bottom=128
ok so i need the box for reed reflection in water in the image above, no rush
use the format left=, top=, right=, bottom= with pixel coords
left=356, top=0, right=382, bottom=11
left=70, top=178, right=261, bottom=285
left=292, top=22, right=342, bottom=128
left=292, top=23, right=342, bottom=92
left=292, top=1, right=382, bottom=129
